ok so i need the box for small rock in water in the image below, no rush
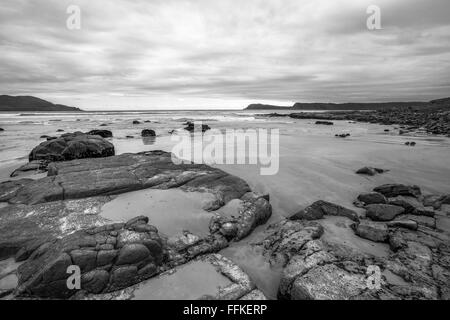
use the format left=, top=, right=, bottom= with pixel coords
left=141, top=129, right=156, bottom=137
left=132, top=120, right=141, bottom=125
left=315, top=121, right=333, bottom=125
left=57, top=129, right=64, bottom=132
left=184, top=122, right=211, bottom=133
left=0, top=128, right=4, bottom=131
left=126, top=135, right=134, bottom=139
left=355, top=166, right=386, bottom=176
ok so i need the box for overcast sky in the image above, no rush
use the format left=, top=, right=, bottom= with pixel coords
left=1, top=0, right=449, bottom=110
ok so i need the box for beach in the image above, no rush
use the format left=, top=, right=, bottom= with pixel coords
left=1, top=110, right=449, bottom=299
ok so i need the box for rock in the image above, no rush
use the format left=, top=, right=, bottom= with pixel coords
left=81, top=270, right=110, bottom=294
left=353, top=220, right=389, bottom=242
left=0, top=128, right=4, bottom=131
left=116, top=244, right=150, bottom=265
left=209, top=195, right=272, bottom=240
left=291, top=200, right=359, bottom=221
left=184, top=122, right=211, bottom=132
left=10, top=160, right=49, bottom=177
left=335, top=133, right=350, bottom=138
left=388, top=195, right=422, bottom=213
left=57, top=129, right=64, bottom=132
left=47, top=136, right=57, bottom=141
left=355, top=167, right=386, bottom=176
left=290, top=264, right=366, bottom=300
left=86, top=130, right=113, bottom=138
left=28, top=132, right=115, bottom=162
left=365, top=204, right=405, bottom=221
left=422, top=195, right=444, bottom=210
left=0, top=179, right=34, bottom=203
left=386, top=220, right=418, bottom=231
left=315, top=121, right=333, bottom=125
left=71, top=249, right=97, bottom=272
left=413, top=207, right=435, bottom=217
left=374, top=184, right=421, bottom=198
left=132, top=120, right=141, bottom=125
left=40, top=135, right=50, bottom=139
left=126, top=135, right=134, bottom=139
left=395, top=214, right=436, bottom=229
left=141, top=129, right=156, bottom=137
left=357, top=192, right=387, bottom=205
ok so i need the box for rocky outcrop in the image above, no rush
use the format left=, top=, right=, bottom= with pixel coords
left=15, top=216, right=164, bottom=298
left=290, top=200, right=359, bottom=222
left=28, top=132, right=115, bottom=163
left=259, top=182, right=450, bottom=300
left=76, top=254, right=266, bottom=300
left=0, top=150, right=272, bottom=299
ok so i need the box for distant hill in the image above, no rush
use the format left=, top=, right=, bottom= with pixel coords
left=245, top=98, right=450, bottom=111
left=246, top=103, right=291, bottom=110
left=0, top=95, right=81, bottom=112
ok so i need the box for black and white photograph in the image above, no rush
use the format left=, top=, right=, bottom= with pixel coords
left=0, top=0, right=449, bottom=308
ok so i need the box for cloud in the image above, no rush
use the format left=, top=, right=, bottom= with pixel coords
left=0, top=0, right=449, bottom=109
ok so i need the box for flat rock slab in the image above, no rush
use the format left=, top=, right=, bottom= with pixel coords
left=1, top=151, right=251, bottom=206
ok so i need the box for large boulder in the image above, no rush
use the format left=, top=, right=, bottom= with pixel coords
left=291, top=200, right=359, bottom=222
left=28, top=132, right=115, bottom=162
left=365, top=204, right=405, bottom=221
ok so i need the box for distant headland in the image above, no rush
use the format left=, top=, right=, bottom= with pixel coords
left=0, top=95, right=82, bottom=112
left=245, top=97, right=450, bottom=111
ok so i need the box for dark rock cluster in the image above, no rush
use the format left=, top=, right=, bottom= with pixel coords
left=268, top=183, right=450, bottom=300
left=15, top=216, right=164, bottom=298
